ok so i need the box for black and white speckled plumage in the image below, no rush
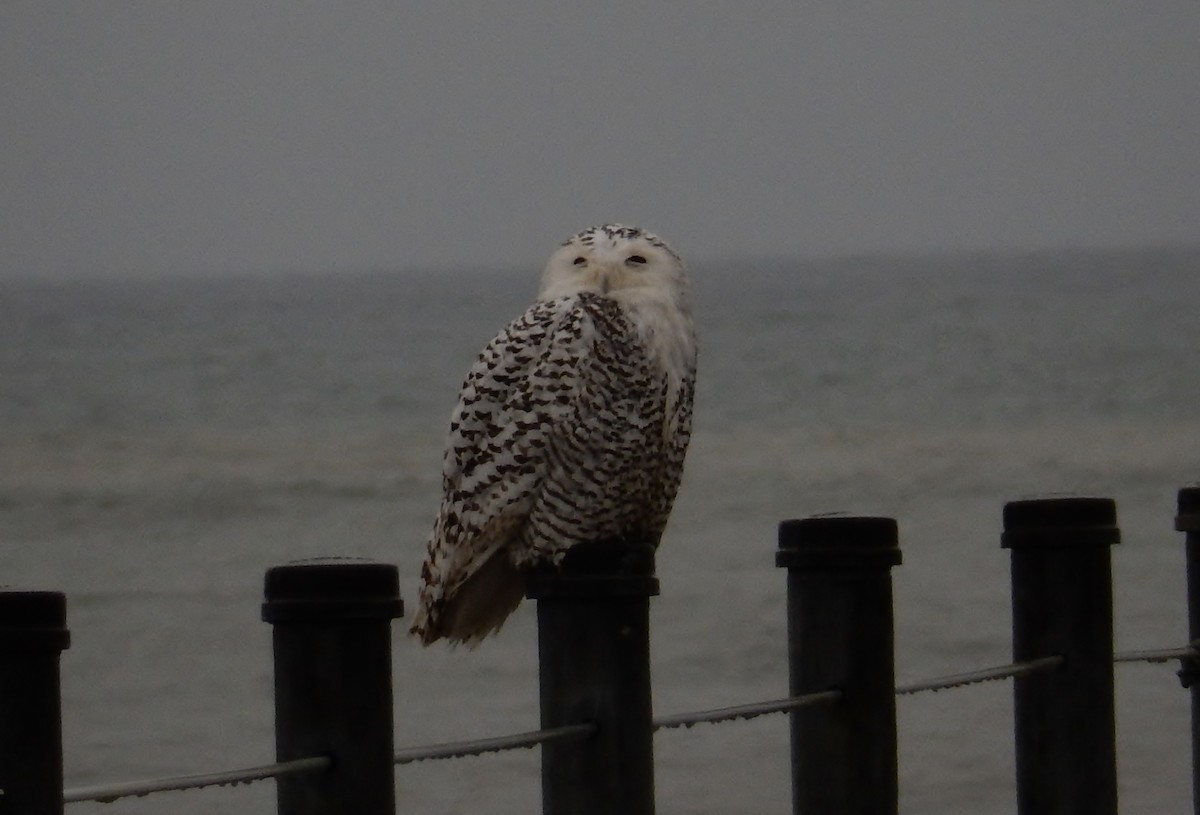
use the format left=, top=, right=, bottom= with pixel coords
left=411, top=224, right=696, bottom=645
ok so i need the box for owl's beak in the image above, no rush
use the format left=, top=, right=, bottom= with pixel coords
left=593, top=267, right=613, bottom=294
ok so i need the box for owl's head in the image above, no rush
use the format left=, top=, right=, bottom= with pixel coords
left=539, top=224, right=688, bottom=307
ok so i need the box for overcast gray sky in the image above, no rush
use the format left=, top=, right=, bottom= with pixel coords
left=3, top=3, right=1198, bottom=279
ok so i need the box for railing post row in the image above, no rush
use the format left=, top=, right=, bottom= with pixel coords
left=1176, top=485, right=1200, bottom=815
left=776, top=515, right=902, bottom=815
left=1003, top=496, right=1119, bottom=815
left=262, top=560, right=405, bottom=815
left=0, top=590, right=70, bottom=815
left=528, top=541, right=658, bottom=815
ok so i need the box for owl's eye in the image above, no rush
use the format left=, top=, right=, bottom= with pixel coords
left=572, top=257, right=586, bottom=266
left=625, top=255, right=648, bottom=266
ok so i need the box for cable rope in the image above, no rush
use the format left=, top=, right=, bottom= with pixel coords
left=62, top=644, right=1195, bottom=805
left=63, top=756, right=330, bottom=804
left=653, top=690, right=842, bottom=730
left=897, top=655, right=1065, bottom=695
left=394, top=723, right=595, bottom=765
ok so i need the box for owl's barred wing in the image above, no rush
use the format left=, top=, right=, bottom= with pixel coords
left=441, top=300, right=585, bottom=578
left=410, top=298, right=589, bottom=644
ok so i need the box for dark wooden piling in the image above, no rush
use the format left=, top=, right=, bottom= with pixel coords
left=776, top=515, right=902, bottom=815
left=1003, top=496, right=1119, bottom=815
left=1176, top=485, right=1200, bottom=815
left=528, top=541, right=658, bottom=815
left=262, top=560, right=404, bottom=815
left=0, top=590, right=70, bottom=815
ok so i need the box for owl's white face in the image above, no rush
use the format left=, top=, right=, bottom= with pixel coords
left=538, top=224, right=688, bottom=305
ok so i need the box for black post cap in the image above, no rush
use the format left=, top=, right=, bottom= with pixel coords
left=775, top=515, right=901, bottom=570
left=1177, top=486, right=1200, bottom=532
left=526, top=540, right=659, bottom=599
left=1001, top=496, right=1119, bottom=549
left=262, top=559, right=404, bottom=623
left=0, top=591, right=70, bottom=651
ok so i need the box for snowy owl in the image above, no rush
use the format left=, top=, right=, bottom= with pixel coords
left=411, top=224, right=697, bottom=646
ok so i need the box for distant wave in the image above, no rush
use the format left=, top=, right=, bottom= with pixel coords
left=0, top=472, right=435, bottom=525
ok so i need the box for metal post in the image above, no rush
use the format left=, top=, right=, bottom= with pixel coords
left=1176, top=485, right=1200, bottom=815
left=1003, top=496, right=1119, bottom=815
left=528, top=541, right=658, bottom=815
left=776, top=515, right=901, bottom=815
left=262, top=560, right=404, bottom=815
left=0, top=590, right=70, bottom=815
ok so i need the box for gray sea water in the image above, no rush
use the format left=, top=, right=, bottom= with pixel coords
left=2, top=247, right=1198, bottom=814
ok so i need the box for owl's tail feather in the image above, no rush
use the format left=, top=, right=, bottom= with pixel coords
left=410, top=549, right=527, bottom=647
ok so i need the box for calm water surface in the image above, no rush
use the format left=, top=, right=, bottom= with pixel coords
left=2, top=247, right=1197, bottom=813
